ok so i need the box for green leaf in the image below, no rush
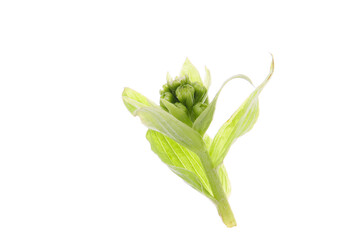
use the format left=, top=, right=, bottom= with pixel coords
left=160, top=99, right=193, bottom=127
left=123, top=87, right=206, bottom=155
left=204, top=135, right=231, bottom=196
left=146, top=130, right=214, bottom=199
left=179, top=58, right=202, bottom=84
left=210, top=55, right=274, bottom=167
left=122, top=87, right=157, bottom=115
left=134, top=106, right=206, bottom=155
left=193, top=74, right=254, bottom=136
left=204, top=66, right=211, bottom=89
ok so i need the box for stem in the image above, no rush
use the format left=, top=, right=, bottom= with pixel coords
left=198, top=151, right=236, bottom=227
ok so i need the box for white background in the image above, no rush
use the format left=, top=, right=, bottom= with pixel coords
left=1, top=0, right=359, bottom=239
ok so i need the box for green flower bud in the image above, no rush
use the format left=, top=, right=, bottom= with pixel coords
left=160, top=84, right=170, bottom=95
left=179, top=75, right=190, bottom=85
left=174, top=102, right=188, bottom=113
left=168, top=78, right=181, bottom=92
left=160, top=92, right=176, bottom=110
left=175, top=84, right=195, bottom=109
left=193, top=102, right=208, bottom=118
left=160, top=73, right=208, bottom=122
left=192, top=82, right=207, bottom=103
left=162, top=92, right=175, bottom=103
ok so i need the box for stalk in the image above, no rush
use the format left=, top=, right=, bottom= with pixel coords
left=198, top=151, right=236, bottom=227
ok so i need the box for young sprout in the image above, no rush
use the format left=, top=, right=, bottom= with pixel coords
left=122, top=56, right=274, bottom=227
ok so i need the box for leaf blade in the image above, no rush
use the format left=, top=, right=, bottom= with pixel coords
left=193, top=74, right=254, bottom=136
left=204, top=135, right=231, bottom=196
left=134, top=106, right=206, bottom=155
left=160, top=99, right=193, bottom=127
left=146, top=130, right=214, bottom=199
left=122, top=87, right=157, bottom=115
left=210, top=55, right=274, bottom=167
left=180, top=58, right=202, bottom=84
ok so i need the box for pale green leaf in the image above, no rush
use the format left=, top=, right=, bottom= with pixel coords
left=204, top=66, right=211, bottom=89
left=193, top=74, right=254, bottom=136
left=123, top=87, right=207, bottom=157
left=122, top=87, right=157, bottom=115
left=210, top=55, right=274, bottom=167
left=134, top=106, right=206, bottom=155
left=160, top=99, right=193, bottom=127
left=179, top=58, right=202, bottom=84
left=204, top=135, right=231, bottom=196
left=169, top=166, right=212, bottom=198
left=146, top=130, right=214, bottom=199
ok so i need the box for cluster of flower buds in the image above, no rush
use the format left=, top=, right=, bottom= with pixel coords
left=160, top=75, right=209, bottom=124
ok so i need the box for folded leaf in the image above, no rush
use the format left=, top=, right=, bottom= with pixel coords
left=134, top=106, right=206, bottom=155
left=146, top=130, right=214, bottom=199
left=204, top=135, right=231, bottom=196
left=180, top=58, right=202, bottom=84
left=193, top=74, right=254, bottom=136
left=210, top=55, right=274, bottom=167
left=160, top=99, right=193, bottom=127
left=122, top=88, right=157, bottom=115
left=123, top=87, right=206, bottom=155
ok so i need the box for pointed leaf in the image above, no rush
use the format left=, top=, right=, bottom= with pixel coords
left=169, top=166, right=212, bottom=198
left=146, top=130, right=214, bottom=199
left=179, top=58, right=202, bottom=84
left=122, top=88, right=157, bottom=115
left=210, top=55, right=274, bottom=167
left=123, top=88, right=207, bottom=157
left=160, top=99, right=193, bottom=127
left=134, top=106, right=206, bottom=155
left=193, top=74, right=254, bottom=136
left=204, top=135, right=231, bottom=196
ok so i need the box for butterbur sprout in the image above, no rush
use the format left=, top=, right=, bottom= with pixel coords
left=122, top=55, right=274, bottom=227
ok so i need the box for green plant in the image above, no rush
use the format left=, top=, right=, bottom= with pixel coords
left=122, top=55, right=274, bottom=227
